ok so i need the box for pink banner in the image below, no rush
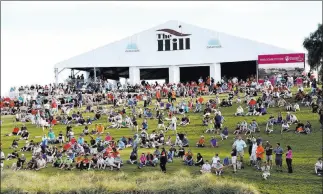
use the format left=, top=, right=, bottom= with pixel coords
left=258, top=53, right=305, bottom=64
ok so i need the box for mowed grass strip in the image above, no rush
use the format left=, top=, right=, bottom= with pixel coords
left=1, top=88, right=322, bottom=194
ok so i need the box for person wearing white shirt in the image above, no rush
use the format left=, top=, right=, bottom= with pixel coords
left=250, top=141, right=257, bottom=166
left=104, top=155, right=117, bottom=170
left=198, top=77, right=203, bottom=84
left=200, top=160, right=211, bottom=173
left=232, top=77, right=238, bottom=84
left=281, top=121, right=290, bottom=134
left=0, top=150, right=5, bottom=171
left=211, top=153, right=221, bottom=168
left=170, top=115, right=177, bottom=134
left=235, top=106, right=244, bottom=116
left=315, top=158, right=322, bottom=176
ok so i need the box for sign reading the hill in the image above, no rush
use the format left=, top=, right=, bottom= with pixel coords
left=156, top=29, right=191, bottom=51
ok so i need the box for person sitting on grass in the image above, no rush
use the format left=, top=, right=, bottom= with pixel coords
left=20, top=129, right=29, bottom=140
left=149, top=153, right=159, bottom=167
left=104, top=154, right=118, bottom=170
left=6, top=125, right=20, bottom=136
left=315, top=158, right=322, bottom=176
left=138, top=153, right=147, bottom=169
left=233, top=124, right=241, bottom=135
left=178, top=146, right=185, bottom=159
left=194, top=153, right=204, bottom=167
left=200, top=160, right=212, bottom=173
left=117, top=139, right=126, bottom=150
left=184, top=151, right=194, bottom=166
left=179, top=115, right=190, bottom=126
left=196, top=136, right=205, bottom=147
left=281, top=120, right=290, bottom=134
left=295, top=122, right=306, bottom=134
left=83, top=125, right=90, bottom=135
left=275, top=112, right=283, bottom=124
left=304, top=121, right=312, bottom=134
left=182, top=136, right=189, bottom=147
left=210, top=136, right=218, bottom=148
left=286, top=112, right=298, bottom=124
left=235, top=106, right=244, bottom=116
left=127, top=151, right=137, bottom=165
left=211, top=153, right=221, bottom=168
left=53, top=156, right=63, bottom=168
left=245, top=123, right=256, bottom=135
left=265, top=118, right=274, bottom=134
left=141, top=119, right=148, bottom=130
left=60, top=155, right=73, bottom=170
left=9, top=139, right=19, bottom=149
left=213, top=160, right=224, bottom=176
left=261, top=161, right=271, bottom=180
left=220, top=127, right=229, bottom=141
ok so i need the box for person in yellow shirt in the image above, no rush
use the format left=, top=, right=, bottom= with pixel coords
left=171, top=90, right=176, bottom=103
left=75, top=154, right=84, bottom=169
left=97, top=124, right=104, bottom=134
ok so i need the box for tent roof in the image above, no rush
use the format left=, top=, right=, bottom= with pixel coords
left=54, top=20, right=297, bottom=69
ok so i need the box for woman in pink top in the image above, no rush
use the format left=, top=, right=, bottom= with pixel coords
left=286, top=145, right=293, bottom=173
left=138, top=153, right=146, bottom=169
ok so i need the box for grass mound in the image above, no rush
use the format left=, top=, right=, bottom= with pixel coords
left=1, top=170, right=259, bottom=194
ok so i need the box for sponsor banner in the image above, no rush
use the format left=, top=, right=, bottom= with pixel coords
left=258, top=53, right=305, bottom=64
left=258, top=62, right=304, bottom=69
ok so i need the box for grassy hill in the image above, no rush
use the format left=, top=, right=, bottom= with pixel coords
left=1, top=88, right=322, bottom=194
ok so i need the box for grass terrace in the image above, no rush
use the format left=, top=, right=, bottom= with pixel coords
left=0, top=87, right=322, bottom=194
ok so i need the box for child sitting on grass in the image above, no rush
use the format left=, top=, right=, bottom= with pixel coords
left=261, top=161, right=271, bottom=180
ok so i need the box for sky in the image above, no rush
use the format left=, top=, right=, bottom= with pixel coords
left=1, top=1, right=322, bottom=96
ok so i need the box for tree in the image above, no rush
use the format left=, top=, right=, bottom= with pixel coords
left=303, top=23, right=323, bottom=82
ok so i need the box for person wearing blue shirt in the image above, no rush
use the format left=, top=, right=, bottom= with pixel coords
left=48, top=129, right=56, bottom=144
left=117, top=139, right=125, bottom=150
left=95, top=136, right=101, bottom=143
left=233, top=136, right=247, bottom=167
left=77, top=136, right=84, bottom=145
left=221, top=127, right=229, bottom=140
left=214, top=114, right=222, bottom=133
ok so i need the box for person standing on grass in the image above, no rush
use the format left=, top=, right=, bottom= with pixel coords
left=231, top=146, right=237, bottom=173
left=233, top=136, right=247, bottom=168
left=265, top=141, right=273, bottom=169
left=319, top=108, right=323, bottom=130
left=315, top=158, right=322, bottom=176
left=273, top=143, right=284, bottom=172
left=157, top=112, right=166, bottom=131
left=160, top=148, right=167, bottom=173
left=286, top=145, right=293, bottom=173
left=256, top=142, right=265, bottom=170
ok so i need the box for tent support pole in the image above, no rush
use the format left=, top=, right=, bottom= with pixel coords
left=94, top=67, right=97, bottom=82
left=54, top=68, right=59, bottom=86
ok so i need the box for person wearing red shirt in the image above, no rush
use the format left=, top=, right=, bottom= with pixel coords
left=10, top=126, right=20, bottom=136
left=81, top=156, right=90, bottom=170
left=156, top=90, right=161, bottom=102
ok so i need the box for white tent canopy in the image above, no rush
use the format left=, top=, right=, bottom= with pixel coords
left=54, top=20, right=296, bottom=69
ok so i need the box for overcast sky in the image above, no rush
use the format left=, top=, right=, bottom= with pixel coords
left=1, top=1, right=322, bottom=95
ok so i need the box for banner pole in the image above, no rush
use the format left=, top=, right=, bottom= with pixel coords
left=256, top=60, right=259, bottom=82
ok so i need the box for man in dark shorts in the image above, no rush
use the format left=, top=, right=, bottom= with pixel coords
left=273, top=143, right=283, bottom=172
left=214, top=113, right=222, bottom=134
left=265, top=141, right=273, bottom=168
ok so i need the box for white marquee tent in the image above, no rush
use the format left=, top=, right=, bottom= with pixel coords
left=54, top=20, right=296, bottom=84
